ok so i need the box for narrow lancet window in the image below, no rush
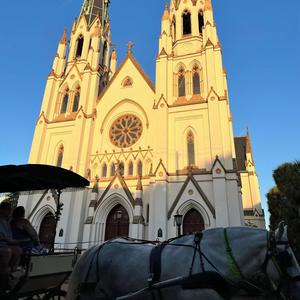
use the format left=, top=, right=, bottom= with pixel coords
left=182, top=10, right=191, bottom=35
left=102, top=41, right=108, bottom=66
left=60, top=93, right=69, bottom=114
left=187, top=131, right=195, bottom=166
left=128, top=161, right=134, bottom=176
left=76, top=36, right=84, bottom=58
left=119, top=162, right=125, bottom=176
left=102, top=163, right=107, bottom=178
left=137, top=161, right=143, bottom=176
left=178, top=68, right=186, bottom=97
left=57, top=145, right=64, bottom=168
left=110, top=163, right=115, bottom=177
left=192, top=66, right=201, bottom=95
left=198, top=11, right=204, bottom=34
left=172, top=17, right=176, bottom=41
left=72, top=90, right=80, bottom=112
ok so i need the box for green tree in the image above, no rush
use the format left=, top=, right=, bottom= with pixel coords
left=267, top=161, right=300, bottom=261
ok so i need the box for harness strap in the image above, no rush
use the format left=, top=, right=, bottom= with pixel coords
left=149, top=242, right=167, bottom=286
left=224, top=228, right=244, bottom=281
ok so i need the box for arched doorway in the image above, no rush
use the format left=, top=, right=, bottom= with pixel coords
left=105, top=204, right=129, bottom=241
left=183, top=208, right=204, bottom=234
left=39, top=212, right=55, bottom=249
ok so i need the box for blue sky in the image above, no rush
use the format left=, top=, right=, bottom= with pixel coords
left=0, top=0, right=299, bottom=225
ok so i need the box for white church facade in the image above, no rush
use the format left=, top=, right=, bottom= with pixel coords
left=19, top=0, right=265, bottom=249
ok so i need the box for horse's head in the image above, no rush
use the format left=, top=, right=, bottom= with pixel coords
left=269, top=222, right=300, bottom=299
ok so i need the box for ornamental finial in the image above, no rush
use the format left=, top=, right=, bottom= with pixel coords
left=127, top=41, right=135, bottom=54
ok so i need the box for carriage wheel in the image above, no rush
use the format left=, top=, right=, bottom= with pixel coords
left=42, top=290, right=67, bottom=300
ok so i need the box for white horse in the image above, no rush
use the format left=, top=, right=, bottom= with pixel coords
left=67, top=225, right=300, bottom=300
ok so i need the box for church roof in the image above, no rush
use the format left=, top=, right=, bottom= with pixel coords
left=234, top=137, right=247, bottom=171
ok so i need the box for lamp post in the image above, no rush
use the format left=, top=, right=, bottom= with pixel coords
left=174, top=213, right=183, bottom=237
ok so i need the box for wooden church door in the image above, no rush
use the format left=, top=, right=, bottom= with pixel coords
left=39, top=212, right=55, bottom=248
left=105, top=204, right=129, bottom=241
left=183, top=208, right=204, bottom=234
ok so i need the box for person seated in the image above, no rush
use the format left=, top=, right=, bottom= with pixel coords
left=0, top=202, right=23, bottom=293
left=10, top=206, right=40, bottom=252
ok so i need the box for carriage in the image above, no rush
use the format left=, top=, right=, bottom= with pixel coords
left=0, top=164, right=89, bottom=299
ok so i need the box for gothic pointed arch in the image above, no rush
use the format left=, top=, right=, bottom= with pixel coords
left=110, top=163, right=116, bottom=177
left=72, top=87, right=80, bottom=112
left=182, top=9, right=191, bottom=35
left=128, top=160, right=134, bottom=176
left=183, top=208, right=205, bottom=234
left=104, top=204, right=129, bottom=241
left=101, top=162, right=108, bottom=178
left=178, top=67, right=186, bottom=97
left=39, top=212, right=56, bottom=249
left=187, top=130, right=195, bottom=166
left=60, top=91, right=69, bottom=114
left=137, top=160, right=143, bottom=176
left=192, top=65, right=201, bottom=95
left=102, top=41, right=108, bottom=66
left=56, top=144, right=64, bottom=167
left=119, top=161, right=125, bottom=176
left=76, top=34, right=84, bottom=58
left=198, top=10, right=204, bottom=34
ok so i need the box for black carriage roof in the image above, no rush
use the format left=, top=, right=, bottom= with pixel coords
left=0, top=164, right=89, bottom=193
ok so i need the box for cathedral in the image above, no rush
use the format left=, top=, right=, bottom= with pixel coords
left=19, top=0, right=265, bottom=248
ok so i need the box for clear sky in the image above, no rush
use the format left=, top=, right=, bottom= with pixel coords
left=0, top=0, right=299, bottom=225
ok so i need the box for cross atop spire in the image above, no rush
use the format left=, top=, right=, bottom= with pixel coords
left=80, top=0, right=110, bottom=26
left=127, top=41, right=135, bottom=54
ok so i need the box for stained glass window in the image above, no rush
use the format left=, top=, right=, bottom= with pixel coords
left=110, top=114, right=143, bottom=148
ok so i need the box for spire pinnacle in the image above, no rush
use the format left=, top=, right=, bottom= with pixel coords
left=162, top=4, right=169, bottom=21
left=246, top=127, right=253, bottom=155
left=204, top=0, right=212, bottom=11
left=60, top=28, right=67, bottom=44
left=80, top=0, right=110, bottom=27
left=136, top=175, right=143, bottom=191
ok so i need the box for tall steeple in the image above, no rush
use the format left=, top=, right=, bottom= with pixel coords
left=80, top=0, right=110, bottom=27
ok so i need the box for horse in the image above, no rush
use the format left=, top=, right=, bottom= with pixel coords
left=67, top=224, right=300, bottom=300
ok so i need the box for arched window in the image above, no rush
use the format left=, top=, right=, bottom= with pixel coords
left=187, top=131, right=195, bottom=166
left=72, top=89, right=80, bottom=112
left=60, top=93, right=69, bottom=114
left=192, top=66, right=201, bottom=95
left=76, top=35, right=84, bottom=58
left=119, top=162, right=125, bottom=176
left=56, top=145, right=64, bottom=168
left=198, top=11, right=204, bottom=34
left=172, top=17, right=176, bottom=41
left=102, top=41, right=108, bottom=66
left=137, top=161, right=143, bottom=176
left=128, top=161, right=134, bottom=176
left=102, top=163, right=107, bottom=178
left=110, top=163, right=115, bottom=177
left=178, top=68, right=186, bottom=97
left=182, top=10, right=191, bottom=35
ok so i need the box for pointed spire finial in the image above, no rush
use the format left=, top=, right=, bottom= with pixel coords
left=204, top=0, right=212, bottom=11
left=162, top=3, right=169, bottom=21
left=246, top=127, right=253, bottom=155
left=127, top=41, right=135, bottom=54
left=60, top=28, right=67, bottom=44
left=136, top=175, right=143, bottom=191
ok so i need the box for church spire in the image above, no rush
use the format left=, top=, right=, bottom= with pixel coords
left=80, top=0, right=110, bottom=26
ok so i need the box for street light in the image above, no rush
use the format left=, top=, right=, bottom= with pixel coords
left=174, top=213, right=183, bottom=237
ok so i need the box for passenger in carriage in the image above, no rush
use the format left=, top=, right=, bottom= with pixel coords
left=0, top=202, right=23, bottom=292
left=10, top=206, right=40, bottom=252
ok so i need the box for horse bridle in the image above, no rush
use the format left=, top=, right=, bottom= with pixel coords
left=261, top=230, right=300, bottom=298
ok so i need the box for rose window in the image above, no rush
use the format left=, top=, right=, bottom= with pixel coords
left=110, top=114, right=143, bottom=148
